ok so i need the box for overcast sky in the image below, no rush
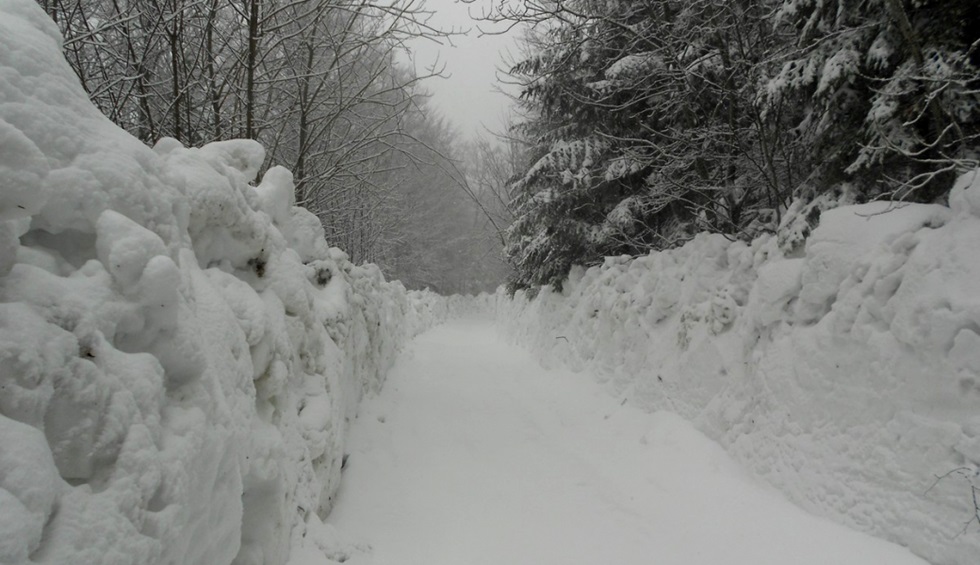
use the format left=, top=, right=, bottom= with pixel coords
left=405, top=0, right=522, bottom=141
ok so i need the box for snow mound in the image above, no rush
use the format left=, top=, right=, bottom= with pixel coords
left=0, top=3, right=450, bottom=564
left=497, top=169, right=980, bottom=565
left=949, top=168, right=980, bottom=218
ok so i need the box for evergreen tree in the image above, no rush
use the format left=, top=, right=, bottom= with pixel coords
left=503, top=0, right=802, bottom=289
left=768, top=0, right=980, bottom=200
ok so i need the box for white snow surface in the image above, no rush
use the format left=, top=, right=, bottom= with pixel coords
left=321, top=320, right=927, bottom=565
left=497, top=170, right=980, bottom=565
left=3, top=1, right=980, bottom=564
left=0, top=3, right=452, bottom=564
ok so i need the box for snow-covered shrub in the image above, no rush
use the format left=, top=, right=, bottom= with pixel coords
left=497, top=168, right=980, bottom=565
left=0, top=4, right=449, bottom=564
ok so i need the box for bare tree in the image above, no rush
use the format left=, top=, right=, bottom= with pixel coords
left=41, top=0, right=482, bottom=277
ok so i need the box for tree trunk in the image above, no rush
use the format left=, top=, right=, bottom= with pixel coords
left=245, top=0, right=260, bottom=139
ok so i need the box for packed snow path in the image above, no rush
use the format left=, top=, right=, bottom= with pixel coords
left=324, top=319, right=926, bottom=565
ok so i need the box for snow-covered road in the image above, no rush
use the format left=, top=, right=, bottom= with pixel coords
left=317, top=319, right=927, bottom=565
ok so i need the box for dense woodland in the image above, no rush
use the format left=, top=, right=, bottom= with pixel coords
left=38, top=0, right=980, bottom=293
left=38, top=0, right=508, bottom=294
left=484, top=0, right=980, bottom=290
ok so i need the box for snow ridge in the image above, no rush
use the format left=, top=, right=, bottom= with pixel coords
left=0, top=3, right=447, bottom=564
left=497, top=171, right=980, bottom=565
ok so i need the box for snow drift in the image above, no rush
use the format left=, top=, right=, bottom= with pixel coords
left=0, top=3, right=446, bottom=564
left=497, top=174, right=980, bottom=565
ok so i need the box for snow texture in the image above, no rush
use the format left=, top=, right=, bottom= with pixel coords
left=325, top=320, right=928, bottom=565
left=0, top=3, right=449, bottom=564
left=497, top=170, right=980, bottom=565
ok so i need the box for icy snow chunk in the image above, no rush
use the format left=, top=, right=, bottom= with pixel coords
left=152, top=136, right=184, bottom=156
left=0, top=488, right=35, bottom=563
left=198, top=139, right=266, bottom=183
left=162, top=144, right=268, bottom=269
left=255, top=166, right=295, bottom=227
left=9, top=242, right=62, bottom=277
left=299, top=396, right=332, bottom=435
left=96, top=210, right=169, bottom=291
left=0, top=414, right=62, bottom=562
left=206, top=268, right=269, bottom=347
left=266, top=252, right=316, bottom=318
left=284, top=209, right=332, bottom=263
left=748, top=258, right=804, bottom=327
left=0, top=118, right=49, bottom=220
left=138, top=255, right=181, bottom=322
left=950, top=328, right=980, bottom=382
left=0, top=303, right=72, bottom=428
left=141, top=314, right=206, bottom=392
left=795, top=201, right=949, bottom=322
left=708, top=286, right=738, bottom=332
left=882, top=212, right=980, bottom=365
left=0, top=221, right=21, bottom=277
left=949, top=168, right=980, bottom=217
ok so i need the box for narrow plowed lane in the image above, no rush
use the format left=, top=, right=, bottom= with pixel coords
left=325, top=319, right=925, bottom=565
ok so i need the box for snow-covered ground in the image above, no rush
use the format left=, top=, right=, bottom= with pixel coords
left=496, top=179, right=980, bottom=565
left=3, top=1, right=979, bottom=564
left=320, top=319, right=928, bottom=565
left=0, top=3, right=448, bottom=563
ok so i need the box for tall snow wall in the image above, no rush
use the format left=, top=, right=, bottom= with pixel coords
left=497, top=175, right=980, bottom=565
left=0, top=2, right=447, bottom=563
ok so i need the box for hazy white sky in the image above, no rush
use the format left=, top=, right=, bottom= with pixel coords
left=405, top=0, right=521, bottom=140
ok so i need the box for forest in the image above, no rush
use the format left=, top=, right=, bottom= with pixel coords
left=37, top=0, right=980, bottom=292
left=489, top=0, right=980, bottom=289
left=37, top=0, right=510, bottom=294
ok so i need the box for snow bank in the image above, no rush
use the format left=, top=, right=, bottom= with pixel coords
left=497, top=170, right=980, bottom=565
left=0, top=3, right=447, bottom=564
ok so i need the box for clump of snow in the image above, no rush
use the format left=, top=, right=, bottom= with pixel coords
left=949, top=168, right=980, bottom=218
left=0, top=3, right=453, bottom=564
left=604, top=51, right=664, bottom=80
left=255, top=166, right=296, bottom=227
left=497, top=168, right=980, bottom=565
left=0, top=118, right=49, bottom=221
